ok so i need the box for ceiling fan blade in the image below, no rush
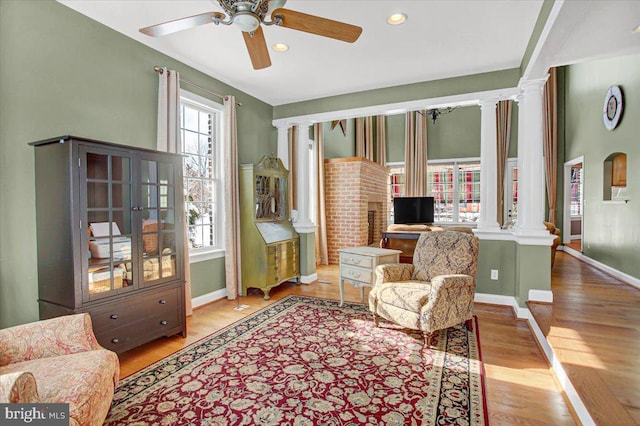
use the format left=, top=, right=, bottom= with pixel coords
left=272, top=8, right=362, bottom=43
left=140, top=12, right=225, bottom=37
left=242, top=26, right=272, bottom=70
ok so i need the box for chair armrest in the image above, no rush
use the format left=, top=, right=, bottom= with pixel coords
left=421, top=274, right=475, bottom=332
left=0, top=371, right=40, bottom=403
left=374, top=263, right=414, bottom=285
left=0, top=313, right=102, bottom=366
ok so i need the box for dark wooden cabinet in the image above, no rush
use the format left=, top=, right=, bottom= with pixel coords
left=30, top=135, right=186, bottom=353
left=381, top=231, right=421, bottom=263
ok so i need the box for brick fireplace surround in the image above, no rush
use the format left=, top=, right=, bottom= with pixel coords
left=324, top=157, right=389, bottom=264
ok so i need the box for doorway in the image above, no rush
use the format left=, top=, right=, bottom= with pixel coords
left=563, top=156, right=583, bottom=252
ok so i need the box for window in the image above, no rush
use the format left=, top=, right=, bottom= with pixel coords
left=180, top=91, right=224, bottom=260
left=388, top=158, right=481, bottom=224
left=427, top=160, right=480, bottom=223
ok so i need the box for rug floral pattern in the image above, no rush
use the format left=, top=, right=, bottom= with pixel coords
left=106, top=296, right=486, bottom=425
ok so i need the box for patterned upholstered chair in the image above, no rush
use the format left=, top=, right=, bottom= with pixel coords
left=0, top=313, right=119, bottom=426
left=369, top=231, right=480, bottom=345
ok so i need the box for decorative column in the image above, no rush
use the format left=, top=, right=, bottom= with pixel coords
left=276, top=125, right=289, bottom=170
left=292, top=122, right=317, bottom=283
left=476, top=98, right=501, bottom=233
left=515, top=78, right=548, bottom=237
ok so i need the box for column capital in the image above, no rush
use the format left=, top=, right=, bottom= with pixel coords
left=519, top=76, right=548, bottom=94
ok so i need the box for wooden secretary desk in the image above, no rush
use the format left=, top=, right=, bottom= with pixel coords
left=239, top=156, right=300, bottom=299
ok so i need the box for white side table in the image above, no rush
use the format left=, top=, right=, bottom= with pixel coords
left=338, top=246, right=402, bottom=306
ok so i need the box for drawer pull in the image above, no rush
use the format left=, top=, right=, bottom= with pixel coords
left=350, top=271, right=361, bottom=278
left=350, top=257, right=361, bottom=265
left=159, top=299, right=166, bottom=304
left=110, top=314, right=118, bottom=319
left=111, top=338, right=119, bottom=344
left=160, top=320, right=168, bottom=325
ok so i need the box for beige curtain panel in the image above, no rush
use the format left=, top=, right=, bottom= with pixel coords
left=404, top=110, right=428, bottom=197
left=376, top=115, right=387, bottom=166
left=156, top=67, right=192, bottom=315
left=496, top=100, right=513, bottom=227
left=543, top=67, right=558, bottom=225
left=355, top=116, right=375, bottom=161
left=223, top=95, right=242, bottom=300
left=314, top=123, right=329, bottom=265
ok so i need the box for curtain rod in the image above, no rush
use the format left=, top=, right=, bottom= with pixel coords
left=153, top=66, right=242, bottom=107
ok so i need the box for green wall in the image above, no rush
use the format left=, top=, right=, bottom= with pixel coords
left=323, top=120, right=355, bottom=159
left=0, top=0, right=276, bottom=328
left=562, top=53, right=640, bottom=279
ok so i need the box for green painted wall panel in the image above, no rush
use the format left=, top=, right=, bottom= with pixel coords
left=0, top=0, right=275, bottom=328
left=515, top=245, right=551, bottom=306
left=190, top=257, right=226, bottom=297
left=476, top=240, right=517, bottom=297
left=323, top=120, right=355, bottom=159
left=298, top=232, right=316, bottom=278
left=563, top=53, right=640, bottom=279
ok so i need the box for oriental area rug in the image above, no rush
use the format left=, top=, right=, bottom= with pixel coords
left=106, top=295, right=488, bottom=425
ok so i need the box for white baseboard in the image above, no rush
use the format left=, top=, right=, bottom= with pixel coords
left=192, top=288, right=227, bottom=309
left=474, top=293, right=529, bottom=319
left=529, top=289, right=553, bottom=303
left=562, top=246, right=640, bottom=290
left=300, top=273, right=318, bottom=284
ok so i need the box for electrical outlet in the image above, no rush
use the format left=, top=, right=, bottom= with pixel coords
left=490, top=269, right=499, bottom=280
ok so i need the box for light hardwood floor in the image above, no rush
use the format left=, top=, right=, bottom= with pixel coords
left=118, top=264, right=577, bottom=425
left=530, top=249, right=640, bottom=425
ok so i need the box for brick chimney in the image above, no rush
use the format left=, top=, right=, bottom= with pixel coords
left=324, top=157, right=389, bottom=264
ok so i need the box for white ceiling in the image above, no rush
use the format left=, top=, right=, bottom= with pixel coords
left=58, top=1, right=640, bottom=106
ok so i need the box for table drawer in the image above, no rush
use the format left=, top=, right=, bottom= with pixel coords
left=341, top=265, right=373, bottom=285
left=340, top=252, right=373, bottom=269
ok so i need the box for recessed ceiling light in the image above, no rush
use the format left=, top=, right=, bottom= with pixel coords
left=272, top=43, right=289, bottom=52
left=387, top=13, right=407, bottom=25
left=634, top=24, right=640, bottom=33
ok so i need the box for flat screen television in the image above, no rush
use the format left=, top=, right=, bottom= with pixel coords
left=393, top=196, right=435, bottom=224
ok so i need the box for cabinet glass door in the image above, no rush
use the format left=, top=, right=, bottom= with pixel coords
left=141, top=156, right=179, bottom=285
left=82, top=148, right=135, bottom=300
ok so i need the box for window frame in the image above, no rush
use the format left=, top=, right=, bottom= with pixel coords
left=180, top=90, right=225, bottom=263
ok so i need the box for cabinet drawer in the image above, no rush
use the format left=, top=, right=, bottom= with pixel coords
left=341, top=265, right=373, bottom=285
left=89, top=286, right=181, bottom=335
left=340, top=252, right=373, bottom=269
left=96, top=312, right=182, bottom=353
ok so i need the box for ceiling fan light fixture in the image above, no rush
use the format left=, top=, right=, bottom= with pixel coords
left=272, top=42, right=289, bottom=52
left=234, top=11, right=261, bottom=33
left=387, top=13, right=407, bottom=26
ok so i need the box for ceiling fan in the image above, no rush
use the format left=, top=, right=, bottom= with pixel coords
left=139, top=0, right=363, bottom=70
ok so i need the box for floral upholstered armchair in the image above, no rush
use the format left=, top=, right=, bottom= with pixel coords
left=0, top=313, right=119, bottom=426
left=369, top=231, right=480, bottom=345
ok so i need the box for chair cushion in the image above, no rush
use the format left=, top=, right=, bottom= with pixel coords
left=0, top=350, right=118, bottom=426
left=374, top=282, right=431, bottom=313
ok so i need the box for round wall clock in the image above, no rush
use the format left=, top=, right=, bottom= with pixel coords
left=603, top=85, right=623, bottom=130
